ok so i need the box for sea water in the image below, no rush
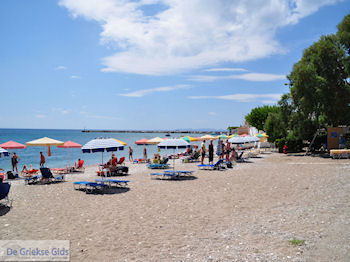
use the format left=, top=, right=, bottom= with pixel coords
left=0, top=129, right=206, bottom=171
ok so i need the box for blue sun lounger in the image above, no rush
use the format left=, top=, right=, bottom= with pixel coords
left=147, top=163, right=170, bottom=169
left=197, top=160, right=226, bottom=170
left=73, top=181, right=108, bottom=193
left=0, top=182, right=11, bottom=207
left=95, top=179, right=130, bottom=187
left=150, top=170, right=194, bottom=179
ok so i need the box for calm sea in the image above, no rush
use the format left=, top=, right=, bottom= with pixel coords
left=0, top=129, right=207, bottom=171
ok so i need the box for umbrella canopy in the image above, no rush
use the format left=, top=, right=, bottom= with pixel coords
left=82, top=138, right=124, bottom=153
left=217, top=134, right=228, bottom=139
left=135, top=139, right=149, bottom=145
left=158, top=139, right=190, bottom=149
left=229, top=136, right=259, bottom=144
left=146, top=137, right=164, bottom=145
left=112, top=138, right=127, bottom=146
left=26, top=137, right=64, bottom=146
left=182, top=136, right=198, bottom=142
left=0, top=141, right=27, bottom=149
left=158, top=139, right=190, bottom=170
left=199, top=135, right=217, bottom=141
left=255, top=133, right=269, bottom=138
left=26, top=137, right=64, bottom=156
left=0, top=147, right=9, bottom=157
left=57, top=141, right=82, bottom=148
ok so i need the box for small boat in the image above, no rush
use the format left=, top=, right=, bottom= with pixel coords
left=165, top=133, right=171, bottom=137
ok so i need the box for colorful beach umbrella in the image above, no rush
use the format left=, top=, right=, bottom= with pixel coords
left=217, top=134, right=228, bottom=139
left=0, top=141, right=27, bottom=149
left=146, top=137, right=164, bottom=145
left=135, top=139, right=149, bottom=145
left=112, top=138, right=127, bottom=146
left=26, top=137, right=64, bottom=156
left=57, top=141, right=82, bottom=148
left=82, top=138, right=124, bottom=164
left=199, top=135, right=217, bottom=141
left=158, top=139, right=190, bottom=170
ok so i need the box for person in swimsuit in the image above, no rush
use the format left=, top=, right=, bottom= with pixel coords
left=11, top=152, right=19, bottom=173
left=208, top=141, right=214, bottom=165
left=128, top=146, right=133, bottom=162
left=40, top=152, right=45, bottom=167
left=143, top=147, right=148, bottom=161
left=200, top=140, right=206, bottom=165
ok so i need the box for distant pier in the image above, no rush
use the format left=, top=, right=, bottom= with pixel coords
left=81, top=130, right=224, bottom=134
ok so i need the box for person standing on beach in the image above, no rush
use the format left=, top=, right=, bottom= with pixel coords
left=39, top=152, right=45, bottom=167
left=216, top=139, right=223, bottom=160
left=143, top=147, right=148, bottom=161
left=200, top=140, right=206, bottom=165
left=128, top=146, right=133, bottom=162
left=11, top=152, right=19, bottom=173
left=208, top=141, right=214, bottom=165
left=225, top=141, right=231, bottom=161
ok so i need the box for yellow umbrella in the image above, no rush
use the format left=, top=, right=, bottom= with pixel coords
left=26, top=137, right=64, bottom=156
left=112, top=138, right=127, bottom=146
left=199, top=135, right=217, bottom=141
left=146, top=137, right=164, bottom=145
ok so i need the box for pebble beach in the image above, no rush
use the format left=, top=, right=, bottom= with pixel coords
left=1, top=153, right=349, bottom=261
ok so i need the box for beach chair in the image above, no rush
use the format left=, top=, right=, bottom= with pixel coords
left=0, top=182, right=12, bottom=207
left=236, top=152, right=248, bottom=162
left=72, top=160, right=85, bottom=172
left=182, top=152, right=200, bottom=163
left=117, top=157, right=125, bottom=166
left=147, top=158, right=170, bottom=169
left=197, top=159, right=226, bottom=170
left=95, top=179, right=130, bottom=187
left=40, top=168, right=65, bottom=183
left=73, top=181, right=108, bottom=193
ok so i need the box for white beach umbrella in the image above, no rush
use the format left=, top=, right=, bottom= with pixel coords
left=158, top=139, right=190, bottom=170
left=229, top=136, right=259, bottom=144
left=82, top=138, right=124, bottom=164
left=0, top=147, right=9, bottom=157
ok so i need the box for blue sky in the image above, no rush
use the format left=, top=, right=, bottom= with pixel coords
left=0, top=0, right=349, bottom=130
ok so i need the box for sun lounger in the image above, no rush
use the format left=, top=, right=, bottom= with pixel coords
left=24, top=175, right=41, bottom=185
left=0, top=182, right=11, bottom=207
left=150, top=170, right=194, bottom=179
left=51, top=168, right=70, bottom=174
left=73, top=181, right=108, bottom=193
left=197, top=159, right=226, bottom=170
left=95, top=179, right=130, bottom=187
left=236, top=152, right=248, bottom=162
left=147, top=163, right=170, bottom=169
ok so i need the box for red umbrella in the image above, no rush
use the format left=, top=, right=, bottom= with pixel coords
left=0, top=141, right=27, bottom=149
left=57, top=141, right=82, bottom=148
left=135, top=139, right=149, bottom=145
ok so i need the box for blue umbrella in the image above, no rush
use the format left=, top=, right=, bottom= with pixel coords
left=158, top=139, right=190, bottom=170
left=82, top=138, right=124, bottom=164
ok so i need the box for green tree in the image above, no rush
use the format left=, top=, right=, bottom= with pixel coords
left=245, top=105, right=279, bottom=131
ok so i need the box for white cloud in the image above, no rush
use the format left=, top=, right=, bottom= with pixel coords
left=70, top=75, right=81, bottom=79
left=55, top=66, right=67, bottom=70
left=189, top=73, right=286, bottom=82
left=120, top=84, right=191, bottom=97
left=188, top=93, right=282, bottom=103
left=35, top=114, right=47, bottom=119
left=52, top=108, right=71, bottom=114
left=205, top=68, right=247, bottom=72
left=59, top=0, right=340, bottom=75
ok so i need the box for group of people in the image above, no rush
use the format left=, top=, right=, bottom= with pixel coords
left=200, top=139, right=237, bottom=164
left=7, top=152, right=46, bottom=174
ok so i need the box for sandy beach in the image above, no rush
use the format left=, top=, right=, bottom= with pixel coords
left=1, top=153, right=349, bottom=261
